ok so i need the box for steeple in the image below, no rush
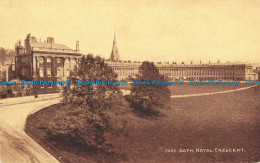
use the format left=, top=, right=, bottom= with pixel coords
left=110, top=33, right=120, bottom=62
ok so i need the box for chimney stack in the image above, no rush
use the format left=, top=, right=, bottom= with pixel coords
left=76, top=41, right=79, bottom=51
left=47, top=37, right=54, bottom=49
left=47, top=37, right=54, bottom=43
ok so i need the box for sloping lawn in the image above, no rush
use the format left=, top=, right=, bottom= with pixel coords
left=26, top=86, right=260, bottom=162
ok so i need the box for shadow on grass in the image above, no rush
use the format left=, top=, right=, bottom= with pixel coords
left=125, top=95, right=168, bottom=119
left=46, top=134, right=128, bottom=163
left=132, top=106, right=167, bottom=120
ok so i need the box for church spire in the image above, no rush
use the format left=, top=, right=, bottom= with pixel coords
left=110, top=33, right=120, bottom=62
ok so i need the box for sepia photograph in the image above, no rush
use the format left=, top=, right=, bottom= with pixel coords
left=0, top=0, right=260, bottom=162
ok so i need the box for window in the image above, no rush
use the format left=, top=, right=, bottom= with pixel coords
left=41, top=84, right=44, bottom=88
left=40, top=68, right=44, bottom=77
left=71, top=58, right=75, bottom=64
left=47, top=57, right=51, bottom=62
left=66, top=69, right=70, bottom=77
left=71, top=59, right=76, bottom=70
left=12, top=65, right=15, bottom=71
left=48, top=84, right=52, bottom=88
left=65, top=59, right=69, bottom=67
left=39, top=57, right=43, bottom=63
left=57, top=68, right=61, bottom=77
left=56, top=58, right=61, bottom=63
left=47, top=68, right=51, bottom=77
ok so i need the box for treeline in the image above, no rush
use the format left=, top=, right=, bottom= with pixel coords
left=0, top=47, right=15, bottom=66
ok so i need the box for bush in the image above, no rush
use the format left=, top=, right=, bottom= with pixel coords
left=8, top=84, right=34, bottom=97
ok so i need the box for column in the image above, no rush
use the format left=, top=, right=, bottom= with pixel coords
left=33, top=56, right=37, bottom=78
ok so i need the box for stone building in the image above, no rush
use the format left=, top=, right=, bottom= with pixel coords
left=254, top=67, right=260, bottom=81
left=15, top=34, right=81, bottom=93
left=106, top=61, right=251, bottom=81
left=245, top=64, right=258, bottom=80
left=14, top=33, right=258, bottom=93
left=106, top=35, right=257, bottom=81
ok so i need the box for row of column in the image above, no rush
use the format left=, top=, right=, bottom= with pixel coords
left=112, top=66, right=245, bottom=80
left=32, top=56, right=78, bottom=79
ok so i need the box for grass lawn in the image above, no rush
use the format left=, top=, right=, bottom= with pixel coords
left=119, top=82, right=251, bottom=95
left=26, top=85, right=260, bottom=162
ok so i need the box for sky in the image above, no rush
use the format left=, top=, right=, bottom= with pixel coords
left=0, top=0, right=260, bottom=64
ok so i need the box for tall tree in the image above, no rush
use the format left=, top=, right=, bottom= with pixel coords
left=49, top=54, right=128, bottom=150
left=0, top=47, right=7, bottom=66
left=126, top=61, right=171, bottom=116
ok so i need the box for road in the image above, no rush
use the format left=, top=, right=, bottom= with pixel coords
left=0, top=96, right=61, bottom=163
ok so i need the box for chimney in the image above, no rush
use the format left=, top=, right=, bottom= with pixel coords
left=76, top=41, right=79, bottom=51
left=200, top=60, right=201, bottom=64
left=47, top=37, right=54, bottom=43
left=30, top=36, right=37, bottom=43
left=191, top=61, right=193, bottom=64
left=209, top=60, right=211, bottom=64
left=47, top=37, right=54, bottom=49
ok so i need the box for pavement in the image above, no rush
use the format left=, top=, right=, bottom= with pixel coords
left=0, top=95, right=61, bottom=163
left=0, top=93, right=61, bottom=107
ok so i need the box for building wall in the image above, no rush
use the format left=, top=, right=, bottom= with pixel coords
left=16, top=55, right=32, bottom=80
left=14, top=34, right=81, bottom=94
left=106, top=61, right=250, bottom=81
left=29, top=55, right=80, bottom=94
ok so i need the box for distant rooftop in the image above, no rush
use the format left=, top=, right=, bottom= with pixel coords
left=106, top=60, right=247, bottom=67
left=16, top=34, right=80, bottom=54
left=31, top=42, right=72, bottom=51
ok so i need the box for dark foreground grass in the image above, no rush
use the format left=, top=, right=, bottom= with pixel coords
left=26, top=85, right=260, bottom=162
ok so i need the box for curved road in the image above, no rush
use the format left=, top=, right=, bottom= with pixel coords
left=171, top=85, right=258, bottom=98
left=0, top=97, right=61, bottom=163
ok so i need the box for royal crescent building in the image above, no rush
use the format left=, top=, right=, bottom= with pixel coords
left=106, top=34, right=258, bottom=81
left=14, top=34, right=258, bottom=93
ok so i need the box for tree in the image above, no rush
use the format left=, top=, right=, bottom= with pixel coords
left=48, top=54, right=128, bottom=150
left=0, top=47, right=7, bottom=66
left=126, top=61, right=171, bottom=116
